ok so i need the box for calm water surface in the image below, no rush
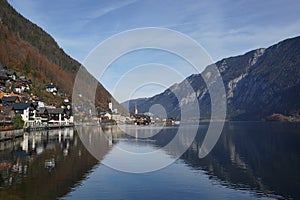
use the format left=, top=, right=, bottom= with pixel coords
left=0, top=122, right=299, bottom=200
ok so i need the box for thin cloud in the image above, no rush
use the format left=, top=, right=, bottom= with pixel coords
left=86, top=0, right=139, bottom=20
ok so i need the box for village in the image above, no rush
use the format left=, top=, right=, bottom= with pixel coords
left=97, top=102, right=179, bottom=126
left=0, top=64, right=73, bottom=131
left=0, top=60, right=181, bottom=132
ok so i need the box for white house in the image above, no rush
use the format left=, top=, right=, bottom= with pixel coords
left=13, top=102, right=36, bottom=126
left=7, top=71, right=16, bottom=81
left=48, top=108, right=64, bottom=125
left=64, top=105, right=73, bottom=125
left=104, top=112, right=112, bottom=120
left=14, top=87, right=22, bottom=94
left=46, top=83, right=57, bottom=93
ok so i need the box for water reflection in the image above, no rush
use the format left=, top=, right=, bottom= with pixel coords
left=0, top=123, right=299, bottom=199
left=0, top=128, right=103, bottom=200
left=176, top=122, right=300, bottom=199
left=98, top=122, right=300, bottom=199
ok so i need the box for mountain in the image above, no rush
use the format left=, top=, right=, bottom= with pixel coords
left=130, top=36, right=300, bottom=121
left=0, top=0, right=114, bottom=109
left=121, top=98, right=148, bottom=114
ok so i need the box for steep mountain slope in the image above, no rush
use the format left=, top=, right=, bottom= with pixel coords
left=0, top=0, right=113, bottom=109
left=229, top=37, right=300, bottom=119
left=121, top=98, right=148, bottom=114
left=132, top=36, right=300, bottom=121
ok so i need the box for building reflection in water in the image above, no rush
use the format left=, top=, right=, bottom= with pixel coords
left=0, top=127, right=107, bottom=199
left=0, top=129, right=75, bottom=187
left=0, top=123, right=299, bottom=199
left=76, top=125, right=122, bottom=161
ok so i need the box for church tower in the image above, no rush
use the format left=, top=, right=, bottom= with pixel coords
left=134, top=103, right=138, bottom=115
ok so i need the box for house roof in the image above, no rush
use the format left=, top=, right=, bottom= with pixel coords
left=0, top=86, right=5, bottom=92
left=0, top=105, right=13, bottom=114
left=0, top=90, right=6, bottom=98
left=0, top=63, right=5, bottom=70
left=18, top=77, right=31, bottom=84
left=36, top=107, right=48, bottom=115
left=0, top=71, right=8, bottom=80
left=99, top=111, right=107, bottom=115
left=65, top=107, right=72, bottom=115
left=48, top=108, right=64, bottom=114
left=0, top=91, right=21, bottom=99
left=13, top=102, right=32, bottom=110
left=32, top=101, right=38, bottom=107
left=6, top=70, right=16, bottom=76
left=63, top=101, right=71, bottom=106
left=8, top=92, right=21, bottom=98
left=46, top=83, right=57, bottom=88
left=2, top=96, right=18, bottom=103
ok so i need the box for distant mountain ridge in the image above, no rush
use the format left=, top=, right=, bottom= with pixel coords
left=121, top=98, right=148, bottom=113
left=127, top=36, right=300, bottom=120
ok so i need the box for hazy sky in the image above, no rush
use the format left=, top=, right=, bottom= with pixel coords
left=8, top=0, right=300, bottom=102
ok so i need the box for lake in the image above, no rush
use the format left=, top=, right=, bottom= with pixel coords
left=0, top=122, right=299, bottom=199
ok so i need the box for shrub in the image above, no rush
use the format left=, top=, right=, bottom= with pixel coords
left=13, top=115, right=24, bottom=129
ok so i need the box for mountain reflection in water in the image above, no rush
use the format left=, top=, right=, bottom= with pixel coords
left=179, top=122, right=300, bottom=199
left=75, top=122, right=300, bottom=199
left=0, top=122, right=299, bottom=199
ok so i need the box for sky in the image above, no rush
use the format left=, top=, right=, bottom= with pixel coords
left=7, top=0, right=300, bottom=103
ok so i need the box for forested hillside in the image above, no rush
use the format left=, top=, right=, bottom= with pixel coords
left=0, top=0, right=111, bottom=109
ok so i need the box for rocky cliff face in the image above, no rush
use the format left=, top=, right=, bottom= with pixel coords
left=131, top=36, right=300, bottom=120
left=228, top=37, right=300, bottom=120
